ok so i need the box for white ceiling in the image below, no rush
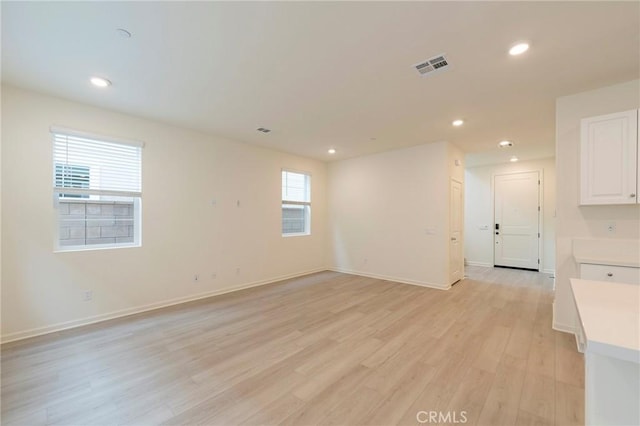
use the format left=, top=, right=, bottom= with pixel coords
left=2, top=2, right=639, bottom=164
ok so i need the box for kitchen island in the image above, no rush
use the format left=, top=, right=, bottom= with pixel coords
left=571, top=278, right=639, bottom=426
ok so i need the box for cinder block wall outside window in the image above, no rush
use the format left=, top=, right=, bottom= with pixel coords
left=59, top=200, right=134, bottom=246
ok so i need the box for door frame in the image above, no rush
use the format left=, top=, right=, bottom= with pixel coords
left=491, top=169, right=544, bottom=271
left=450, top=178, right=464, bottom=284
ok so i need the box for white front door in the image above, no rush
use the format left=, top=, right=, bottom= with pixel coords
left=494, top=171, right=539, bottom=270
left=450, top=179, right=463, bottom=284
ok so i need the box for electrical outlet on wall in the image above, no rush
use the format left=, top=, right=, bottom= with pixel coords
left=606, top=222, right=616, bottom=234
left=82, top=290, right=93, bottom=302
left=193, top=274, right=200, bottom=282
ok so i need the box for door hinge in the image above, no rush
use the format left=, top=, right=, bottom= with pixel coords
left=538, top=206, right=540, bottom=211
left=538, top=233, right=540, bottom=238
left=538, top=259, right=540, bottom=264
left=538, top=180, right=540, bottom=185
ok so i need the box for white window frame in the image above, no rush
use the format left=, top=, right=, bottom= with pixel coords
left=51, top=126, right=144, bottom=252
left=282, top=169, right=311, bottom=237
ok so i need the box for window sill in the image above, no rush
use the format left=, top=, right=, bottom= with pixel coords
left=54, top=243, right=141, bottom=253
left=282, top=233, right=311, bottom=238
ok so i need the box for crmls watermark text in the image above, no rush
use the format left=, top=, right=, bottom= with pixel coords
left=416, top=410, right=468, bottom=424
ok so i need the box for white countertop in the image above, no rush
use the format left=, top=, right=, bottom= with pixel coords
left=573, top=238, right=640, bottom=268
left=571, top=278, right=640, bottom=363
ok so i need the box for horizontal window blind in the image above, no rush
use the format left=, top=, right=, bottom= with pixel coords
left=282, top=170, right=311, bottom=235
left=53, top=131, right=142, bottom=196
left=282, top=170, right=310, bottom=203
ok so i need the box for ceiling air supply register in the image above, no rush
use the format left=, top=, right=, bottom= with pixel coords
left=413, top=54, right=450, bottom=77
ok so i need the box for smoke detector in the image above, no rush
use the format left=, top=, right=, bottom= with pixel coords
left=413, top=54, right=450, bottom=77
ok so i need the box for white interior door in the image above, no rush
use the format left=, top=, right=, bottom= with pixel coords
left=450, top=179, right=463, bottom=284
left=494, top=171, right=539, bottom=270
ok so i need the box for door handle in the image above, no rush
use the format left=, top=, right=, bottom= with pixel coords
left=451, top=237, right=457, bottom=241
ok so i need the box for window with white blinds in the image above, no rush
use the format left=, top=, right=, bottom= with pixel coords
left=282, top=170, right=311, bottom=236
left=53, top=129, right=142, bottom=197
left=52, top=128, right=143, bottom=251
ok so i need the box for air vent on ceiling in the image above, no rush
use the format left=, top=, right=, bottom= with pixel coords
left=257, top=127, right=271, bottom=133
left=413, top=53, right=450, bottom=77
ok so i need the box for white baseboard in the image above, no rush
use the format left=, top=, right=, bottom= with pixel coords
left=1, top=268, right=327, bottom=344
left=552, top=322, right=576, bottom=335
left=465, top=261, right=492, bottom=268
left=329, top=267, right=450, bottom=290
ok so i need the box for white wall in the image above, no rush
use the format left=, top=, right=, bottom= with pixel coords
left=464, top=157, right=556, bottom=273
left=327, top=141, right=464, bottom=289
left=554, top=79, right=640, bottom=332
left=1, top=85, right=328, bottom=341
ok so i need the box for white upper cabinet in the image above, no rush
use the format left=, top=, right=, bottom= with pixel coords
left=580, top=109, right=638, bottom=205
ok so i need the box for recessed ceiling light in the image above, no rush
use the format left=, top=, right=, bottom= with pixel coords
left=510, top=156, right=519, bottom=162
left=452, top=119, right=464, bottom=127
left=116, top=28, right=132, bottom=38
left=498, top=140, right=514, bottom=147
left=90, top=77, right=111, bottom=88
left=509, top=42, right=530, bottom=56
left=328, top=148, right=336, bottom=154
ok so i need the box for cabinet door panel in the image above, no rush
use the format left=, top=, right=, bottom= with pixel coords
left=580, top=109, right=638, bottom=205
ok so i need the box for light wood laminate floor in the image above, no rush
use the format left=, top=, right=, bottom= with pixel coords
left=1, top=267, right=584, bottom=425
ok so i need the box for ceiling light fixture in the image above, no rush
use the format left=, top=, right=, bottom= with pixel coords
left=452, top=119, right=464, bottom=127
left=510, top=156, right=519, bottom=162
left=498, top=140, right=514, bottom=147
left=116, top=28, right=132, bottom=38
left=328, top=148, right=336, bottom=154
left=509, top=42, right=530, bottom=56
left=90, top=76, right=111, bottom=88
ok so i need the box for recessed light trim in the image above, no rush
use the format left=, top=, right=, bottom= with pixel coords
left=90, top=77, right=111, bottom=88
left=510, top=156, right=519, bottom=162
left=498, top=140, right=514, bottom=147
left=116, top=28, right=132, bottom=38
left=328, top=148, right=336, bottom=154
left=452, top=119, right=464, bottom=127
left=509, top=42, right=530, bottom=56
